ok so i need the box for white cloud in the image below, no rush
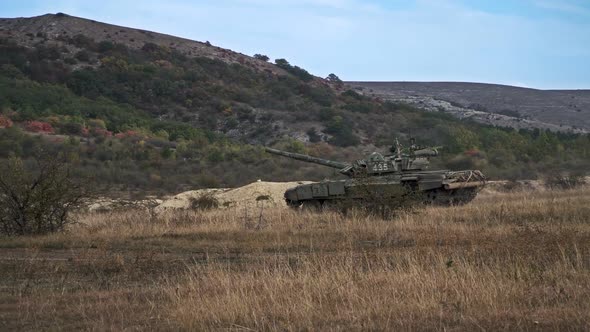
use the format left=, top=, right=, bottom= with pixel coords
left=533, top=0, right=590, bottom=16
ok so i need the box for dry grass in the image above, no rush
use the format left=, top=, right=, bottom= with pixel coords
left=1, top=189, right=589, bottom=330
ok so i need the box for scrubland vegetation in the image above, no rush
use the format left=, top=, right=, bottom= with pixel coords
left=2, top=33, right=590, bottom=193
left=1, top=188, right=589, bottom=330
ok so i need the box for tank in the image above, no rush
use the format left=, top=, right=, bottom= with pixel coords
left=265, top=139, right=485, bottom=209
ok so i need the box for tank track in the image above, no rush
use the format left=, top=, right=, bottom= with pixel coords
left=286, top=187, right=479, bottom=211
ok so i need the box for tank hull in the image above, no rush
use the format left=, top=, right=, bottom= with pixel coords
left=284, top=170, right=485, bottom=208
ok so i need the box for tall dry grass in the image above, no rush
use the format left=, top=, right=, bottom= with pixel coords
left=171, top=250, right=589, bottom=331
left=0, top=188, right=589, bottom=330
left=165, top=189, right=590, bottom=331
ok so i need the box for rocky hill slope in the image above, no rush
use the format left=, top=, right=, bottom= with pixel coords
left=348, top=82, right=590, bottom=133
left=0, top=13, right=283, bottom=75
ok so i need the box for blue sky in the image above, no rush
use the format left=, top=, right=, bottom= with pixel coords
left=2, top=0, right=590, bottom=89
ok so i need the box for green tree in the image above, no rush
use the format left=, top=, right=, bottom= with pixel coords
left=326, top=73, right=343, bottom=85
left=253, top=54, right=270, bottom=62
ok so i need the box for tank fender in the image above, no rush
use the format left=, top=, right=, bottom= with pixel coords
left=444, top=181, right=485, bottom=190
left=419, top=181, right=444, bottom=191
left=311, top=183, right=329, bottom=197
left=296, top=185, right=313, bottom=200
left=328, top=182, right=346, bottom=195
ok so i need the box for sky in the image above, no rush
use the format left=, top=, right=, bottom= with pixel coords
left=2, top=0, right=590, bottom=89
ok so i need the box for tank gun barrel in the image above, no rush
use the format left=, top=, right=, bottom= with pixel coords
left=264, top=147, right=350, bottom=170
left=413, top=147, right=439, bottom=157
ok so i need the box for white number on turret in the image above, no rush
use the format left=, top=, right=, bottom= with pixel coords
left=373, top=163, right=389, bottom=172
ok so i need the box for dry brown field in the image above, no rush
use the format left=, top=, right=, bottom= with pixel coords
left=1, top=188, right=589, bottom=331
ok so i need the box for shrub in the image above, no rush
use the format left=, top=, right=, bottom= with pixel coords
left=326, top=73, right=343, bottom=88
left=190, top=194, right=219, bottom=210
left=115, top=130, right=140, bottom=139
left=0, top=64, right=25, bottom=78
left=90, top=127, right=113, bottom=138
left=98, top=41, right=115, bottom=53
left=25, top=121, right=54, bottom=133
left=75, top=50, right=91, bottom=62
left=545, top=174, right=587, bottom=190
left=274, top=58, right=313, bottom=81
left=342, top=89, right=363, bottom=100
left=70, top=34, right=96, bottom=50
left=0, top=156, right=87, bottom=236
left=253, top=54, right=270, bottom=62
left=60, top=122, right=83, bottom=135
left=275, top=58, right=290, bottom=67
left=324, top=115, right=360, bottom=147
left=307, top=127, right=322, bottom=143
left=87, top=119, right=106, bottom=129
left=0, top=115, right=13, bottom=128
left=142, top=42, right=160, bottom=53
left=34, top=44, right=61, bottom=60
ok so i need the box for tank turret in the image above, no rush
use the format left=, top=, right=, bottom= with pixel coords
left=265, top=139, right=440, bottom=178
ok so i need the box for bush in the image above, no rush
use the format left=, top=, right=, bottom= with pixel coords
left=190, top=194, right=219, bottom=210
left=25, top=121, right=54, bottom=133
left=75, top=50, right=91, bottom=62
left=307, top=127, right=322, bottom=143
left=0, top=115, right=13, bottom=128
left=545, top=174, right=587, bottom=190
left=98, top=41, right=115, bottom=53
left=326, top=73, right=343, bottom=88
left=326, top=73, right=342, bottom=83
left=253, top=54, right=269, bottom=62
left=64, top=57, right=77, bottom=65
left=324, top=115, right=360, bottom=147
left=0, top=155, right=87, bottom=235
left=90, top=127, right=113, bottom=138
left=87, top=118, right=106, bottom=129
left=60, top=122, right=84, bottom=135
left=274, top=58, right=313, bottom=82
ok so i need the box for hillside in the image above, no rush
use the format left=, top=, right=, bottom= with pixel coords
left=0, top=13, right=589, bottom=194
left=0, top=13, right=284, bottom=75
left=0, top=13, right=351, bottom=146
left=348, top=82, right=590, bottom=133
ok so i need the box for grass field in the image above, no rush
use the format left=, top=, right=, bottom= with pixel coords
left=1, top=188, right=589, bottom=330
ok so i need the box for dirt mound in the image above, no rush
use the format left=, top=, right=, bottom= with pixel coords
left=481, top=177, right=590, bottom=195
left=87, top=197, right=163, bottom=212
left=480, top=180, right=545, bottom=195
left=155, top=181, right=311, bottom=212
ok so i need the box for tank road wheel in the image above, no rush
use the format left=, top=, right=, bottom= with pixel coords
left=286, top=199, right=302, bottom=209
left=453, top=188, right=478, bottom=205
left=424, top=189, right=439, bottom=205
left=441, top=188, right=477, bottom=206
left=301, top=200, right=323, bottom=212
left=322, top=200, right=348, bottom=214
left=426, top=189, right=455, bottom=206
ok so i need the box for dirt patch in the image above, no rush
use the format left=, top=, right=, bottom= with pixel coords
left=155, top=181, right=311, bottom=213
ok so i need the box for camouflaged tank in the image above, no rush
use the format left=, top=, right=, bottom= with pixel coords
left=265, top=140, right=485, bottom=209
